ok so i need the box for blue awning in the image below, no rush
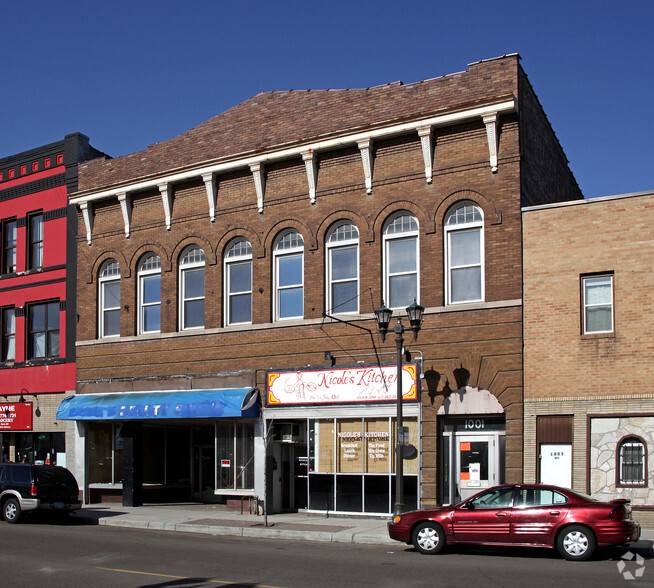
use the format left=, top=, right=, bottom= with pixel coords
left=56, top=388, right=259, bottom=421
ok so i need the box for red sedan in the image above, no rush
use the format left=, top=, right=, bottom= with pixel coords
left=388, top=484, right=640, bottom=560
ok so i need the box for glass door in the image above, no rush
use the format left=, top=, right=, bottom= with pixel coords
left=456, top=434, right=495, bottom=501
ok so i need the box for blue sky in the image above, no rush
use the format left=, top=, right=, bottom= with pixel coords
left=2, top=0, right=652, bottom=198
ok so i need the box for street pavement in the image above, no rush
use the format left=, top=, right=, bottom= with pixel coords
left=72, top=502, right=654, bottom=551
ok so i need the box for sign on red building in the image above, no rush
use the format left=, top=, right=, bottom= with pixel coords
left=0, top=402, right=33, bottom=430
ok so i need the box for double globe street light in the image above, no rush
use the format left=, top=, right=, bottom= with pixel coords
left=374, top=299, right=424, bottom=517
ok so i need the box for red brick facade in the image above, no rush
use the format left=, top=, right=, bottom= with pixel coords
left=72, top=55, right=581, bottom=509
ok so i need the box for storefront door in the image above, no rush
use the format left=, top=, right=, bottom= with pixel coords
left=441, top=418, right=505, bottom=504
left=192, top=445, right=215, bottom=500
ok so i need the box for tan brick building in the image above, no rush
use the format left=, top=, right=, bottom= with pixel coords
left=523, top=190, right=654, bottom=526
left=61, top=55, right=581, bottom=513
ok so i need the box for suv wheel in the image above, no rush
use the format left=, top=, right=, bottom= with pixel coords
left=3, top=498, right=21, bottom=524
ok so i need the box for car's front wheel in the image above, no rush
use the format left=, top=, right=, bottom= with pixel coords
left=3, top=498, right=21, bottom=524
left=557, top=525, right=596, bottom=561
left=412, top=521, right=446, bottom=554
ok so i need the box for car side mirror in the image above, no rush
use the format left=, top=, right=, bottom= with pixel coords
left=464, top=502, right=475, bottom=510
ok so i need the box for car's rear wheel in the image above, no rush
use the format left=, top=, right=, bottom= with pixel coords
left=557, top=525, right=596, bottom=561
left=412, top=521, right=446, bottom=554
left=3, top=498, right=21, bottom=524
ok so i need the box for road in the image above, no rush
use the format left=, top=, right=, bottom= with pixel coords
left=1, top=516, right=651, bottom=587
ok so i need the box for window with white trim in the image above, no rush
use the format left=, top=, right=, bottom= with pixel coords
left=618, top=437, right=646, bottom=486
left=326, top=222, right=359, bottom=314
left=582, top=274, right=613, bottom=334
left=445, top=203, right=484, bottom=304
left=274, top=230, right=304, bottom=321
left=179, top=246, right=205, bottom=330
left=224, top=238, right=252, bottom=325
left=99, top=259, right=121, bottom=338
left=138, top=253, right=161, bottom=334
left=383, top=213, right=419, bottom=309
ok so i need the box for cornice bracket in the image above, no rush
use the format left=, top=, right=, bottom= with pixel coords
left=250, top=163, right=265, bottom=213
left=302, top=150, right=318, bottom=204
left=117, top=192, right=131, bottom=238
left=417, top=126, right=434, bottom=184
left=80, top=202, right=93, bottom=245
left=158, top=182, right=172, bottom=230
left=202, top=173, right=217, bottom=222
left=483, top=113, right=499, bottom=173
left=357, top=139, right=374, bottom=194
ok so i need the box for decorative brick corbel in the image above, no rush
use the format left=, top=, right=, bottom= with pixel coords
left=202, top=173, right=217, bottom=222
left=117, top=192, right=131, bottom=238
left=250, top=163, right=265, bottom=213
left=483, top=113, right=499, bottom=173
left=357, top=139, right=374, bottom=194
left=302, top=150, right=318, bottom=204
left=418, top=126, right=434, bottom=184
left=80, top=202, right=93, bottom=245
left=158, top=182, right=172, bottom=230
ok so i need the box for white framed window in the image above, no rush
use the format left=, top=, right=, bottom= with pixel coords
left=179, top=246, right=205, bottom=330
left=582, top=274, right=613, bottom=334
left=224, top=238, right=252, bottom=325
left=99, top=259, right=121, bottom=338
left=618, top=437, right=646, bottom=486
left=326, top=222, right=359, bottom=314
left=383, top=213, right=419, bottom=309
left=274, top=230, right=304, bottom=321
left=445, top=203, right=484, bottom=304
left=138, top=253, right=161, bottom=334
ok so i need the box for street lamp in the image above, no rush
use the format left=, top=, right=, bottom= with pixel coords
left=374, top=299, right=424, bottom=517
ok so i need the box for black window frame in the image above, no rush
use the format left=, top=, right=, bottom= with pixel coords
left=1, top=306, right=15, bottom=362
left=27, top=300, right=60, bottom=360
left=1, top=218, right=17, bottom=274
left=27, top=210, right=44, bottom=270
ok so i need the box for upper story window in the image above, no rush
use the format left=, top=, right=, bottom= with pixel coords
left=99, top=259, right=121, bottom=338
left=444, top=203, right=484, bottom=304
left=224, top=238, right=252, bottom=326
left=582, top=274, right=613, bottom=334
left=383, top=213, right=419, bottom=309
left=618, top=437, right=646, bottom=486
left=326, top=222, right=359, bottom=314
left=274, top=230, right=304, bottom=321
left=1, top=218, right=17, bottom=274
left=1, top=307, right=15, bottom=362
left=28, top=211, right=44, bottom=270
left=179, top=246, right=205, bottom=330
left=28, top=300, right=60, bottom=359
left=138, top=253, right=161, bottom=334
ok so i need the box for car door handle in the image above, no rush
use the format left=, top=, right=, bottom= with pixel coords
left=495, top=512, right=507, bottom=517
left=550, top=511, right=560, bottom=516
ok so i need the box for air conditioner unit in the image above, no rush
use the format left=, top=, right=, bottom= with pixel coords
left=279, top=423, right=301, bottom=443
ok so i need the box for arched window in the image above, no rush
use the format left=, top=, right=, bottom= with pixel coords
left=138, top=253, right=161, bottom=334
left=224, top=238, right=252, bottom=325
left=383, top=213, right=419, bottom=309
left=273, top=230, right=304, bottom=321
left=618, top=436, right=646, bottom=486
left=99, top=259, right=121, bottom=338
left=179, top=246, right=205, bottom=330
left=444, top=202, right=484, bottom=304
left=326, top=222, right=359, bottom=314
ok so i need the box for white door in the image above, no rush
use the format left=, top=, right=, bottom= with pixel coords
left=539, top=443, right=572, bottom=488
left=457, top=435, right=496, bottom=501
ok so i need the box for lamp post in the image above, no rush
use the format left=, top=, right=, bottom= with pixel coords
left=375, top=299, right=424, bottom=517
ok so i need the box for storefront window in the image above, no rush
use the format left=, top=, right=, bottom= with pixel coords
left=307, top=416, right=418, bottom=514
left=216, top=421, right=255, bottom=491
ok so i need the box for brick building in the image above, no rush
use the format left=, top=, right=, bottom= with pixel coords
left=523, top=190, right=654, bottom=526
left=61, top=55, right=581, bottom=512
left=0, top=134, right=105, bottom=465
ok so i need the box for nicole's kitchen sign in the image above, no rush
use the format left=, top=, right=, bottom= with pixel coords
left=266, top=364, right=418, bottom=406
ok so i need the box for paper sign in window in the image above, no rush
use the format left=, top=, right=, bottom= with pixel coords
left=460, top=441, right=471, bottom=451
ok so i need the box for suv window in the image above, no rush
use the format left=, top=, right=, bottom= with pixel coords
left=10, top=466, right=31, bottom=484
left=34, top=466, right=75, bottom=485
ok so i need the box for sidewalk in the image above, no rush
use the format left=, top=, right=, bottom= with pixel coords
left=72, top=502, right=654, bottom=550
left=73, top=503, right=397, bottom=545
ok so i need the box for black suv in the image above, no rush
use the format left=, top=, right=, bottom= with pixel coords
left=0, top=463, right=81, bottom=523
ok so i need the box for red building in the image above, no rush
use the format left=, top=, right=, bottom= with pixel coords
left=0, top=134, right=105, bottom=464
